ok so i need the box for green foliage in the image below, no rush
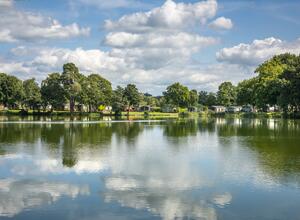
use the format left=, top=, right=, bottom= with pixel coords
left=198, top=91, right=217, bottom=107
left=111, top=86, right=126, bottom=115
left=189, top=89, right=198, bottom=107
left=235, top=53, right=300, bottom=112
left=279, top=55, right=300, bottom=112
left=61, top=63, right=82, bottom=112
left=0, top=73, right=24, bottom=108
left=236, top=78, right=257, bottom=106
left=23, top=78, right=42, bottom=110
left=217, top=82, right=237, bottom=106
left=124, top=84, right=140, bottom=107
left=2, top=54, right=300, bottom=115
left=81, top=74, right=113, bottom=112
left=164, top=82, right=190, bottom=107
left=41, top=73, right=66, bottom=110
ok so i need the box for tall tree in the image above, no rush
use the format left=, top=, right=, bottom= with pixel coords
left=41, top=73, right=66, bottom=110
left=236, top=78, right=257, bottom=106
left=124, top=84, right=140, bottom=112
left=163, top=82, right=190, bottom=107
left=217, top=82, right=237, bottom=106
left=0, top=73, right=24, bottom=108
left=199, top=91, right=217, bottom=106
left=23, top=78, right=42, bottom=110
left=280, top=54, right=300, bottom=112
left=254, top=55, right=288, bottom=109
left=86, top=74, right=112, bottom=111
left=111, top=86, right=126, bottom=115
left=188, top=89, right=198, bottom=107
left=61, top=63, right=82, bottom=113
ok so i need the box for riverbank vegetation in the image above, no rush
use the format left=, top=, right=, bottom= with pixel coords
left=0, top=53, right=299, bottom=117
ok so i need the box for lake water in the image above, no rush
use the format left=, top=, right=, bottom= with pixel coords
left=0, top=117, right=300, bottom=220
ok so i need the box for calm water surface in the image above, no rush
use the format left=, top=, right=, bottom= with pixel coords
left=0, top=117, right=300, bottom=220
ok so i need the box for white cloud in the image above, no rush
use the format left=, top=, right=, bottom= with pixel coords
left=209, top=16, right=233, bottom=30
left=0, top=178, right=89, bottom=217
left=216, top=37, right=300, bottom=66
left=0, top=45, right=247, bottom=93
left=212, top=192, right=232, bottom=207
left=0, top=0, right=89, bottom=43
left=0, top=0, right=239, bottom=93
left=0, top=0, right=12, bottom=8
left=104, top=0, right=218, bottom=32
left=75, top=0, right=150, bottom=9
left=104, top=31, right=217, bottom=49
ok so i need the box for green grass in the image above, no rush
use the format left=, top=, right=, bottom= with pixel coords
left=121, top=111, right=178, bottom=118
left=1, top=110, right=298, bottom=119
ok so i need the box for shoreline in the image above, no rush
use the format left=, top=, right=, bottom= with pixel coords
left=1, top=110, right=300, bottom=119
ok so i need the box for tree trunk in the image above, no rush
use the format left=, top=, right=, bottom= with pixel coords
left=127, top=104, right=130, bottom=117
left=70, top=97, right=75, bottom=113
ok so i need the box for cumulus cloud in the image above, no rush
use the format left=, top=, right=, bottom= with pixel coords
left=0, top=0, right=239, bottom=93
left=0, top=45, right=247, bottom=94
left=104, top=0, right=218, bottom=32
left=104, top=31, right=217, bottom=49
left=102, top=143, right=232, bottom=220
left=0, top=0, right=89, bottom=43
left=209, top=16, right=233, bottom=30
left=0, top=178, right=89, bottom=217
left=216, top=37, right=300, bottom=66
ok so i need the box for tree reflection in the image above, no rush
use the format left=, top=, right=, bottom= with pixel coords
left=163, top=119, right=197, bottom=137
left=0, top=121, right=146, bottom=168
left=213, top=118, right=300, bottom=184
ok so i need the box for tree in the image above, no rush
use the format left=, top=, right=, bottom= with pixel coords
left=111, top=86, right=126, bottom=115
left=163, top=82, right=190, bottom=107
left=199, top=91, right=217, bottom=107
left=236, top=78, right=257, bottom=106
left=124, top=84, right=140, bottom=112
left=85, top=74, right=112, bottom=112
left=188, top=89, right=198, bottom=107
left=61, top=63, right=82, bottom=113
left=206, top=92, right=217, bottom=106
left=0, top=73, right=24, bottom=108
left=23, top=78, right=42, bottom=110
left=41, top=73, right=66, bottom=110
left=77, top=74, right=89, bottom=111
left=250, top=53, right=298, bottom=110
left=217, top=82, right=237, bottom=106
left=280, top=55, right=300, bottom=112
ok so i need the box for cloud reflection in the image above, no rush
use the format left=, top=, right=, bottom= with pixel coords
left=0, top=178, right=89, bottom=217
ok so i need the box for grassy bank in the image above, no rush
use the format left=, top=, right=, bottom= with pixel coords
left=121, top=111, right=178, bottom=118
left=1, top=110, right=299, bottom=119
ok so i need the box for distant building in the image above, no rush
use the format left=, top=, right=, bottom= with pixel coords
left=188, top=106, right=198, bottom=112
left=76, top=104, right=88, bottom=112
left=162, top=104, right=177, bottom=113
left=266, top=105, right=279, bottom=112
left=139, top=105, right=151, bottom=112
left=226, top=106, right=242, bottom=113
left=101, top=106, right=112, bottom=114
left=211, top=106, right=226, bottom=113
left=105, top=106, right=112, bottom=111
left=241, top=105, right=255, bottom=113
left=124, top=106, right=136, bottom=112
left=64, top=104, right=70, bottom=111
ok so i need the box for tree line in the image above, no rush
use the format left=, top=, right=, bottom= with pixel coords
left=0, top=53, right=299, bottom=114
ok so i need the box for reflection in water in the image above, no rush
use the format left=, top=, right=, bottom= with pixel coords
left=0, top=118, right=300, bottom=219
left=0, top=178, right=89, bottom=217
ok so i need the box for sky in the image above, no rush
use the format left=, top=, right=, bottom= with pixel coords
left=0, top=0, right=300, bottom=95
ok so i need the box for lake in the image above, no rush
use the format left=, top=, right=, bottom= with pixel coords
left=0, top=117, right=300, bottom=220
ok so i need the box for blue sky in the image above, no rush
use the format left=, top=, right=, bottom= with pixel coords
left=0, top=0, right=300, bottom=94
